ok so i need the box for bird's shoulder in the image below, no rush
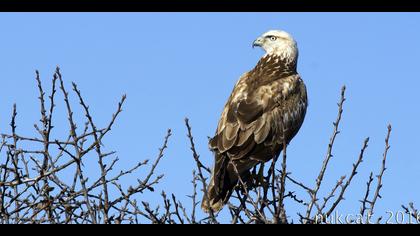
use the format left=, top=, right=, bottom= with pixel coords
left=215, top=70, right=305, bottom=137
left=209, top=73, right=304, bottom=153
left=230, top=72, right=304, bottom=113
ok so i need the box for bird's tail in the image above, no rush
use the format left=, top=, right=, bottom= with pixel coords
left=201, top=154, right=236, bottom=213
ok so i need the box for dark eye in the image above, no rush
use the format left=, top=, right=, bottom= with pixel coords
left=270, top=36, right=277, bottom=41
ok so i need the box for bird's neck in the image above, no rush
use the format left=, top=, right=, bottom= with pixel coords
left=258, top=53, right=298, bottom=74
left=263, top=43, right=298, bottom=65
left=247, top=54, right=297, bottom=87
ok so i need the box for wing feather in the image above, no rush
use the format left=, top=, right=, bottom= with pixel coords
left=254, top=116, right=271, bottom=144
left=212, top=73, right=306, bottom=161
left=236, top=126, right=254, bottom=147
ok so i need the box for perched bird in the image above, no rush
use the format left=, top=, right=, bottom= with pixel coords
left=202, top=30, right=308, bottom=213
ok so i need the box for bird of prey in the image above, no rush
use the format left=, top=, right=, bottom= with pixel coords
left=202, top=30, right=308, bottom=213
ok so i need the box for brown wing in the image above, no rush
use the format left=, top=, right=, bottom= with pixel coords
left=210, top=73, right=307, bottom=163
left=203, top=72, right=307, bottom=213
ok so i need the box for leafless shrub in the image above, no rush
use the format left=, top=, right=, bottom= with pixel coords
left=0, top=67, right=169, bottom=224
left=0, top=68, right=410, bottom=224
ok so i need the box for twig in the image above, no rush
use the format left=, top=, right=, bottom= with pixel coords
left=368, top=125, right=392, bottom=218
left=184, top=118, right=217, bottom=223
left=360, top=172, right=374, bottom=218
left=325, top=137, right=369, bottom=218
left=305, top=85, right=346, bottom=222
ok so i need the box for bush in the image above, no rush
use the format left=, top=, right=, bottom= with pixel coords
left=0, top=68, right=415, bottom=224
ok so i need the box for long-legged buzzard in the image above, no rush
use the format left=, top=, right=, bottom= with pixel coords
left=202, top=30, right=308, bottom=213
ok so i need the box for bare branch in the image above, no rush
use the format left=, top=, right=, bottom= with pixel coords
left=368, top=125, right=392, bottom=218
left=305, top=85, right=346, bottom=222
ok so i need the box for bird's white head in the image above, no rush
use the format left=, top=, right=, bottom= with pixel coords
left=252, top=30, right=298, bottom=62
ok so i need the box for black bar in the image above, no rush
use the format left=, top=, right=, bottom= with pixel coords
left=1, top=0, right=419, bottom=12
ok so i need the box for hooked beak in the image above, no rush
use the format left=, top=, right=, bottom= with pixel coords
left=252, top=37, right=263, bottom=48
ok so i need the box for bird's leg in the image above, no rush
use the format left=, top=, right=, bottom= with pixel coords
left=241, top=170, right=252, bottom=190
left=255, top=163, right=269, bottom=188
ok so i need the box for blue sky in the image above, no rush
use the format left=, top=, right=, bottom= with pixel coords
left=0, top=13, right=419, bottom=223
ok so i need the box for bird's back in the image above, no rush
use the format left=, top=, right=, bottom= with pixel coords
left=203, top=54, right=308, bottom=213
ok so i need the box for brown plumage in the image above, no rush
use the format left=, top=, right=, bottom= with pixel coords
left=202, top=30, right=308, bottom=213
